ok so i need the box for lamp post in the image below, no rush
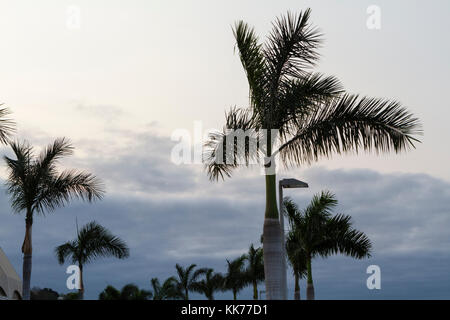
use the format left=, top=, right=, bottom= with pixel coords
left=279, top=178, right=308, bottom=300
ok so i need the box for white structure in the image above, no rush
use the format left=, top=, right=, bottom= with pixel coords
left=0, top=247, right=22, bottom=300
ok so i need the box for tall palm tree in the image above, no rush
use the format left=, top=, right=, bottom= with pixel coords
left=4, top=137, right=104, bottom=300
left=244, top=244, right=264, bottom=300
left=174, top=264, right=205, bottom=300
left=203, top=9, right=421, bottom=299
left=55, top=221, right=130, bottom=299
left=224, top=255, right=247, bottom=300
left=98, top=285, right=120, bottom=300
left=99, top=284, right=151, bottom=300
left=284, top=192, right=372, bottom=300
left=150, top=277, right=182, bottom=300
left=191, top=268, right=224, bottom=300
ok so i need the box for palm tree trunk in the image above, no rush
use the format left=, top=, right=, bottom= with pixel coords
left=253, top=281, right=258, bottom=300
left=306, top=257, right=315, bottom=300
left=78, top=264, right=84, bottom=300
left=21, top=214, right=33, bottom=300
left=185, top=288, right=189, bottom=300
left=233, top=289, right=237, bottom=300
left=263, top=173, right=283, bottom=300
left=294, top=273, right=300, bottom=300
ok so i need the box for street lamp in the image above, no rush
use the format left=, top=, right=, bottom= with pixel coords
left=279, top=178, right=308, bottom=300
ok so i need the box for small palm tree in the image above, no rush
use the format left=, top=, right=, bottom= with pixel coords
left=244, top=244, right=264, bottom=300
left=224, top=255, right=247, bottom=300
left=284, top=200, right=307, bottom=300
left=119, top=284, right=152, bottom=300
left=174, top=264, right=205, bottom=300
left=192, top=268, right=225, bottom=300
left=98, top=285, right=120, bottom=300
left=99, top=284, right=151, bottom=300
left=203, top=10, right=421, bottom=299
left=150, top=277, right=182, bottom=300
left=55, top=221, right=130, bottom=299
left=284, top=192, right=372, bottom=300
left=4, top=138, right=104, bottom=300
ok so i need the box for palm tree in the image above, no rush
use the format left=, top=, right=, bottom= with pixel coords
left=224, top=255, right=247, bottom=300
left=150, top=277, right=182, bottom=300
left=4, top=138, right=104, bottom=300
left=98, top=285, right=120, bottom=300
left=99, top=284, right=151, bottom=300
left=55, top=221, right=130, bottom=299
left=285, top=203, right=307, bottom=300
left=203, top=9, right=421, bottom=299
left=191, top=268, right=224, bottom=300
left=174, top=264, right=205, bottom=300
left=244, top=244, right=264, bottom=299
left=284, top=192, right=372, bottom=300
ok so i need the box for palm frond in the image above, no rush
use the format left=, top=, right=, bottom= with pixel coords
left=279, top=94, right=422, bottom=167
left=54, top=241, right=77, bottom=265
left=37, top=137, right=73, bottom=175
left=33, top=169, right=104, bottom=214
left=278, top=73, right=344, bottom=138
left=0, top=106, right=16, bottom=144
left=233, top=21, right=266, bottom=111
left=264, top=10, right=322, bottom=98
left=203, top=107, right=262, bottom=181
left=322, top=214, right=372, bottom=259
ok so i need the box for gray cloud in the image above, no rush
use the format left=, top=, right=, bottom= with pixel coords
left=0, top=129, right=449, bottom=299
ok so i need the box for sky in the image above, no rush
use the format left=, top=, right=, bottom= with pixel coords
left=0, top=0, right=449, bottom=299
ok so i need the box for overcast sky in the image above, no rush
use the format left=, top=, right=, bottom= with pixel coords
left=0, top=0, right=449, bottom=299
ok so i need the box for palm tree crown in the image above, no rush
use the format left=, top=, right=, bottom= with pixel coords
left=284, top=191, right=372, bottom=299
left=191, top=268, right=224, bottom=300
left=55, top=221, right=129, bottom=299
left=204, top=10, right=421, bottom=179
left=150, top=277, right=182, bottom=300
left=5, top=138, right=104, bottom=216
left=174, top=264, right=205, bottom=300
left=56, top=221, right=130, bottom=266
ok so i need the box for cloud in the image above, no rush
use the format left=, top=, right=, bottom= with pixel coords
left=0, top=128, right=449, bottom=299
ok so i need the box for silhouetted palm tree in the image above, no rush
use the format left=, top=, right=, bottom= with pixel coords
left=4, top=138, right=104, bottom=300
left=120, top=284, right=152, bottom=300
left=55, top=221, right=130, bottom=299
left=150, top=277, right=182, bottom=300
left=99, top=284, right=151, bottom=300
left=244, top=244, right=264, bottom=299
left=224, top=255, right=247, bottom=300
left=284, top=192, right=372, bottom=300
left=285, top=200, right=307, bottom=300
left=203, top=10, right=421, bottom=299
left=191, top=268, right=224, bottom=300
left=174, top=264, right=205, bottom=300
